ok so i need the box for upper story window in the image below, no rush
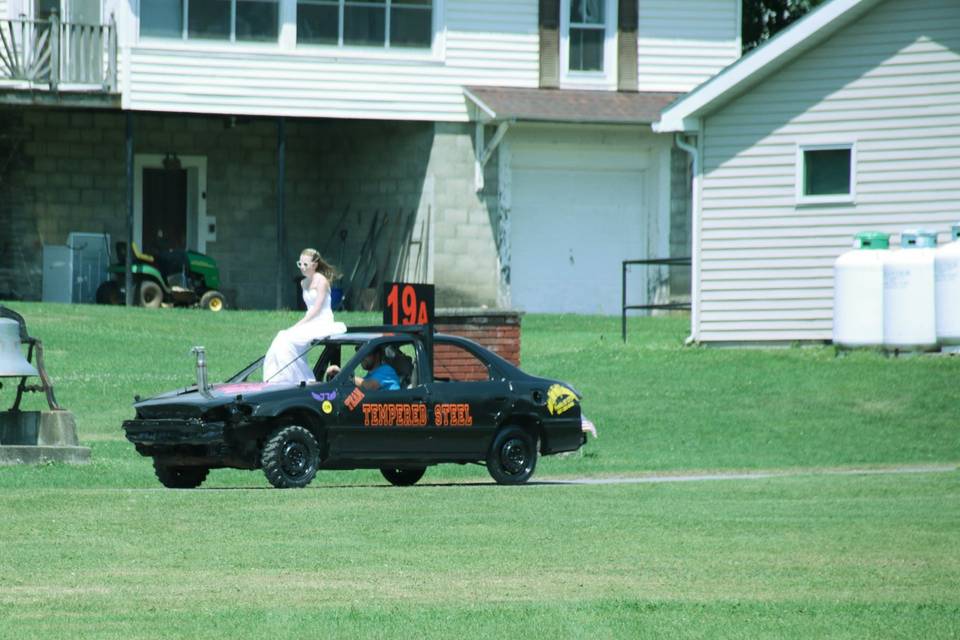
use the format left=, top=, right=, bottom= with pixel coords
left=797, top=143, right=856, bottom=204
left=568, top=0, right=604, bottom=71
left=141, top=0, right=280, bottom=42
left=560, top=0, right=616, bottom=89
left=297, top=0, right=433, bottom=48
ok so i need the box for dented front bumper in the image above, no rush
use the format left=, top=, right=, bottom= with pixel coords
left=122, top=418, right=226, bottom=446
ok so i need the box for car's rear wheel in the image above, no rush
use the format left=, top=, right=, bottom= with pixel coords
left=261, top=425, right=319, bottom=489
left=380, top=467, right=426, bottom=486
left=153, top=459, right=209, bottom=489
left=486, top=426, right=538, bottom=485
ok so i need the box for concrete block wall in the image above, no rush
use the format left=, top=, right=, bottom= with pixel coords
left=1, top=108, right=503, bottom=310
left=428, top=122, right=500, bottom=308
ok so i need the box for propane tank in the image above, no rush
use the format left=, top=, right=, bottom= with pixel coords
left=935, top=223, right=960, bottom=350
left=833, top=231, right=889, bottom=348
left=883, top=230, right=937, bottom=352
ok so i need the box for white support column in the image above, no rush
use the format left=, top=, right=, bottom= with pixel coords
left=474, top=120, right=511, bottom=192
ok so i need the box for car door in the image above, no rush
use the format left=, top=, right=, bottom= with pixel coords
left=328, top=340, right=431, bottom=459
left=421, top=338, right=512, bottom=458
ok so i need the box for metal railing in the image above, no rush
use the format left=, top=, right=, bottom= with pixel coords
left=622, top=257, right=691, bottom=342
left=0, top=11, right=117, bottom=90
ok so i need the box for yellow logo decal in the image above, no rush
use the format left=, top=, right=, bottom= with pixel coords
left=322, top=400, right=333, bottom=414
left=547, top=384, right=577, bottom=415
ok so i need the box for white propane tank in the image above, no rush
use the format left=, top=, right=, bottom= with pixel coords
left=883, top=230, right=938, bottom=352
left=935, top=223, right=960, bottom=350
left=833, top=231, right=890, bottom=348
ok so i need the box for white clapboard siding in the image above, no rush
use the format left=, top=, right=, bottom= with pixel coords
left=637, top=0, right=740, bottom=92
left=124, top=0, right=538, bottom=120
left=697, top=0, right=960, bottom=343
left=0, top=1, right=7, bottom=19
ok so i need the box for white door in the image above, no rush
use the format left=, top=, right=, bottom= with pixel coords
left=509, top=127, right=649, bottom=314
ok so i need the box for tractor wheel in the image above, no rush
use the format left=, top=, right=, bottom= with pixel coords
left=199, top=290, right=225, bottom=312
left=95, top=280, right=122, bottom=305
left=486, top=426, right=538, bottom=485
left=153, top=459, right=209, bottom=489
left=136, top=280, right=163, bottom=308
left=380, top=467, right=426, bottom=486
left=261, top=425, right=319, bottom=489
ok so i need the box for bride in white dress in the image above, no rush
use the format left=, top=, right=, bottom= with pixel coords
left=263, top=248, right=346, bottom=384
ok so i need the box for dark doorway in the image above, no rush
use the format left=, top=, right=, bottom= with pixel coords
left=142, top=167, right=187, bottom=255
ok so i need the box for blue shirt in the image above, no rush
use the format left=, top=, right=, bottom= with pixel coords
left=366, top=363, right=400, bottom=391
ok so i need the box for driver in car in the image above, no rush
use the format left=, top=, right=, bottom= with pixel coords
left=325, top=347, right=401, bottom=391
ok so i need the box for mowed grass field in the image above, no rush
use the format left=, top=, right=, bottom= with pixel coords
left=1, top=302, right=958, bottom=638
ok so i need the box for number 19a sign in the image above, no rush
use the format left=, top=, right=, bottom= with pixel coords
left=382, top=282, right=435, bottom=326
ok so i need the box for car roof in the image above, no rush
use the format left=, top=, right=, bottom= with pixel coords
left=313, top=332, right=468, bottom=345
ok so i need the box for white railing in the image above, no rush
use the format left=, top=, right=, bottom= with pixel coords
left=0, top=11, right=116, bottom=91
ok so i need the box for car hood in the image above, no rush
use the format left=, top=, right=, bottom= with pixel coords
left=132, top=381, right=316, bottom=419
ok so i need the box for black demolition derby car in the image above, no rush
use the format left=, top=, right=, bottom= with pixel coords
left=122, top=325, right=596, bottom=488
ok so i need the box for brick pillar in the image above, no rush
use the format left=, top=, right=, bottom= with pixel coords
left=434, top=308, right=522, bottom=368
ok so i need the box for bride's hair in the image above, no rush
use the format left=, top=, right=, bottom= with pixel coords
left=301, top=248, right=340, bottom=281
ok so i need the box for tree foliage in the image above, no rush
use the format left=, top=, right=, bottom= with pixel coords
left=742, top=0, right=829, bottom=52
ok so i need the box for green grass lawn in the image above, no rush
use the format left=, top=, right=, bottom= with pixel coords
left=0, top=302, right=958, bottom=638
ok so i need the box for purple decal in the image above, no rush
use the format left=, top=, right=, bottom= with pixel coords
left=311, top=391, right=337, bottom=403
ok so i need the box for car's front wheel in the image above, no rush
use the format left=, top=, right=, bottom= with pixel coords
left=380, top=467, right=426, bottom=486
left=261, top=425, right=319, bottom=489
left=153, top=459, right=209, bottom=489
left=486, top=426, right=538, bottom=485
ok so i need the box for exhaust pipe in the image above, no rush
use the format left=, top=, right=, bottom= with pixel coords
left=191, top=346, right=213, bottom=397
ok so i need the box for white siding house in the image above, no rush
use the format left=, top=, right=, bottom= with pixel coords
left=655, top=0, right=960, bottom=343
left=1, top=0, right=742, bottom=312
left=637, top=0, right=742, bottom=92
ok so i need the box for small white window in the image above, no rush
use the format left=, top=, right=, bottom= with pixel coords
left=560, top=0, right=616, bottom=89
left=797, top=143, right=856, bottom=204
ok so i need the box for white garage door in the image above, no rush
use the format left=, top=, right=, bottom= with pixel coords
left=509, top=127, right=650, bottom=315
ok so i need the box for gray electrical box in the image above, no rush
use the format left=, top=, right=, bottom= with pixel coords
left=41, top=233, right=111, bottom=304
left=42, top=245, right=72, bottom=303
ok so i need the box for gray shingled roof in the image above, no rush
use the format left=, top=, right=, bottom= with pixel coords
left=464, top=86, right=684, bottom=125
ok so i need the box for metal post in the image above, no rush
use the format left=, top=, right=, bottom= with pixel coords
left=125, top=112, right=134, bottom=306
left=106, top=13, right=117, bottom=91
left=276, top=117, right=287, bottom=309
left=622, top=261, right=627, bottom=342
left=48, top=9, right=60, bottom=90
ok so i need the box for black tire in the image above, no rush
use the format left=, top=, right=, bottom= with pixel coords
left=153, top=459, right=209, bottom=489
left=95, top=280, right=122, bottom=305
left=380, top=467, right=426, bottom=486
left=199, top=290, right=225, bottom=312
left=486, top=426, right=538, bottom=485
left=261, top=425, right=319, bottom=489
left=136, top=280, right=163, bottom=308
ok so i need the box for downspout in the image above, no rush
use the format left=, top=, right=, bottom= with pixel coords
left=674, top=131, right=700, bottom=345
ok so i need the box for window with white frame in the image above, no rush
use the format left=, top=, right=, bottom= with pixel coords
left=561, top=0, right=616, bottom=88
left=141, top=0, right=280, bottom=42
left=297, top=0, right=433, bottom=48
left=797, top=143, right=855, bottom=203
left=569, top=0, right=604, bottom=71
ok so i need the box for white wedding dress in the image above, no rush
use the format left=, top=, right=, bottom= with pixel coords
left=263, top=286, right=347, bottom=384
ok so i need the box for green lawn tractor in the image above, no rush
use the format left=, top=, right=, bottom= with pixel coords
left=95, top=243, right=226, bottom=312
